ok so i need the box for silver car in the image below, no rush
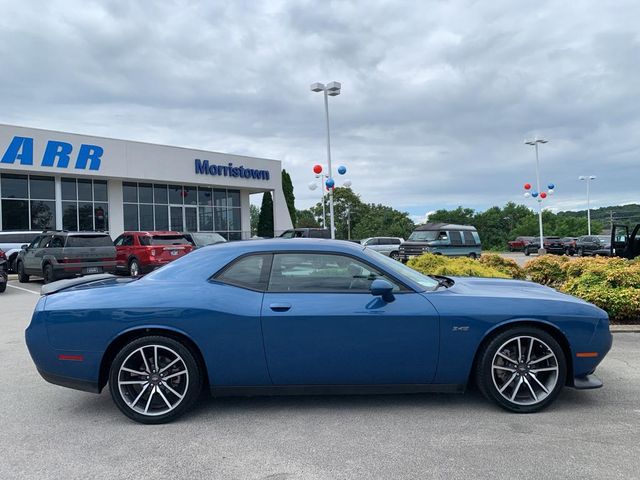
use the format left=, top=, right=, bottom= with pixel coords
left=360, top=237, right=404, bottom=260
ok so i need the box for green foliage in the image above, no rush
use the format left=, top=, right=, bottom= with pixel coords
left=558, top=203, right=640, bottom=230
left=257, top=191, right=274, bottom=237
left=306, top=187, right=414, bottom=240
left=281, top=169, right=297, bottom=226
left=407, top=254, right=510, bottom=279
left=250, top=204, right=260, bottom=236
left=523, top=255, right=570, bottom=286
left=295, top=209, right=320, bottom=228
left=478, top=254, right=526, bottom=279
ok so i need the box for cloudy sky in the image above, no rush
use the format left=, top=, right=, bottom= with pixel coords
left=1, top=0, right=638, bottom=221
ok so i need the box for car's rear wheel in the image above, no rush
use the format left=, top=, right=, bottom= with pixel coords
left=43, top=264, right=56, bottom=284
left=476, top=327, right=566, bottom=413
left=129, top=259, right=140, bottom=277
left=108, top=335, right=202, bottom=424
left=389, top=251, right=400, bottom=261
left=17, top=261, right=30, bottom=283
left=468, top=252, right=477, bottom=259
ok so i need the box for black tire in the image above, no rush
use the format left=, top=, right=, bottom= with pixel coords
left=389, top=251, right=400, bottom=261
left=109, top=335, right=202, bottom=424
left=475, top=326, right=566, bottom=413
left=523, top=248, right=530, bottom=256
left=129, top=259, right=141, bottom=277
left=468, top=252, right=477, bottom=260
left=17, top=261, right=30, bottom=283
left=0, top=277, right=6, bottom=293
left=577, top=248, right=584, bottom=257
left=43, top=264, right=56, bottom=284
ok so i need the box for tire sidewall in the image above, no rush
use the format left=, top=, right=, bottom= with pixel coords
left=17, top=261, right=29, bottom=283
left=129, top=259, right=140, bottom=277
left=43, top=264, right=55, bottom=284
left=476, top=326, right=567, bottom=413
left=109, top=335, right=202, bottom=424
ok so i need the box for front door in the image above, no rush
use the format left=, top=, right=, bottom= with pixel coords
left=23, top=235, right=48, bottom=273
left=261, top=252, right=440, bottom=385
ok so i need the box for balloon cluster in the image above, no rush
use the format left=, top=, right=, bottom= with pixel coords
left=309, top=164, right=351, bottom=191
left=523, top=182, right=555, bottom=201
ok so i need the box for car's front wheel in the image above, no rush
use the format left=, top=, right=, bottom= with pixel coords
left=475, top=327, right=566, bottom=413
left=108, top=335, right=202, bottom=424
left=129, top=259, right=141, bottom=277
left=43, top=264, right=56, bottom=284
left=389, top=251, right=400, bottom=261
left=523, top=248, right=530, bottom=256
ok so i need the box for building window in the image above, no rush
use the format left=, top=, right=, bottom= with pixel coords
left=61, top=177, right=109, bottom=231
left=122, top=182, right=241, bottom=237
left=1, top=173, right=56, bottom=231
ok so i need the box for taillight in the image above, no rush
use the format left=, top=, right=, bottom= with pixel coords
left=150, top=249, right=156, bottom=256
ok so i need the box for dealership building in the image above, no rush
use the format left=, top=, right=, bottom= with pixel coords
left=0, top=124, right=293, bottom=239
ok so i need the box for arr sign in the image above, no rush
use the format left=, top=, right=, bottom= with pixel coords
left=1, top=136, right=104, bottom=171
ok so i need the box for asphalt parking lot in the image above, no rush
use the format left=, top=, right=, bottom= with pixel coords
left=1, top=278, right=639, bottom=480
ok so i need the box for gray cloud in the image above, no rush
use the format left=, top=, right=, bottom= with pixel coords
left=1, top=0, right=638, bottom=218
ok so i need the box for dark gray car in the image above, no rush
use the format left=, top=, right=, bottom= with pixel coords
left=16, top=231, right=116, bottom=284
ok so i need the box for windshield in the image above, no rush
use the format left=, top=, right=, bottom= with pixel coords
left=65, top=235, right=113, bottom=247
left=363, top=247, right=439, bottom=290
left=140, top=235, right=190, bottom=246
left=190, top=233, right=225, bottom=245
left=407, top=231, right=439, bottom=242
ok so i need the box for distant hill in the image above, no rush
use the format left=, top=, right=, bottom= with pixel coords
left=558, top=204, right=640, bottom=229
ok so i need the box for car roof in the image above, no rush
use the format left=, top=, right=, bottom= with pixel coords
left=123, top=231, right=184, bottom=235
left=218, top=238, right=364, bottom=253
left=414, top=223, right=476, bottom=231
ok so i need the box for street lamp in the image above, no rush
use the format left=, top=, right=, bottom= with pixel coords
left=578, top=175, right=596, bottom=235
left=525, top=137, right=549, bottom=254
left=311, top=81, right=341, bottom=239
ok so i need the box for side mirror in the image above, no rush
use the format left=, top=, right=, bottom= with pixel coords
left=370, top=279, right=395, bottom=303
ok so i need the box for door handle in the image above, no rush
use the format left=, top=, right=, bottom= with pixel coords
left=269, top=303, right=291, bottom=312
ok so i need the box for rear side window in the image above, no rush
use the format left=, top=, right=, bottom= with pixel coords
left=449, top=231, right=463, bottom=245
left=390, top=238, right=401, bottom=245
left=463, top=231, right=475, bottom=245
left=65, top=235, right=113, bottom=247
left=139, top=235, right=189, bottom=246
left=216, top=254, right=272, bottom=291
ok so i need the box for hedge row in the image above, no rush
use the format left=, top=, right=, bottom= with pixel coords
left=407, top=253, right=639, bottom=324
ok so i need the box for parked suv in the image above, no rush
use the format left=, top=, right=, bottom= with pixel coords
left=523, top=236, right=565, bottom=255
left=0, top=231, right=41, bottom=273
left=361, top=237, right=404, bottom=260
left=575, top=235, right=610, bottom=256
left=507, top=236, right=534, bottom=252
left=279, top=228, right=331, bottom=239
left=399, top=223, right=481, bottom=261
left=114, top=231, right=194, bottom=276
left=16, top=231, right=116, bottom=284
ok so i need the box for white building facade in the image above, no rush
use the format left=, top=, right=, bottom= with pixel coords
left=0, top=124, right=293, bottom=238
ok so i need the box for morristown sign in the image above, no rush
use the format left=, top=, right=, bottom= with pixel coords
left=0, top=124, right=293, bottom=238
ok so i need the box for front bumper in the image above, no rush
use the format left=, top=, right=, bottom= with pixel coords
left=573, top=374, right=603, bottom=389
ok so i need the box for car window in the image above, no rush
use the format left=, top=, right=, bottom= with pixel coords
left=449, top=231, right=463, bottom=245
left=268, top=253, right=400, bottom=293
left=367, top=238, right=379, bottom=246
left=27, top=235, right=45, bottom=249
left=463, top=231, right=475, bottom=245
left=216, top=254, right=272, bottom=291
left=437, top=231, right=449, bottom=241
left=114, top=235, right=125, bottom=246
left=390, top=238, right=401, bottom=245
left=280, top=230, right=295, bottom=239
left=65, top=235, right=113, bottom=247
left=472, top=232, right=481, bottom=244
left=48, top=236, right=65, bottom=248
left=408, top=230, right=438, bottom=242
left=139, top=235, right=189, bottom=246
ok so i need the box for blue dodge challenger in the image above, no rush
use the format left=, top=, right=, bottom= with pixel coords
left=26, top=239, right=612, bottom=423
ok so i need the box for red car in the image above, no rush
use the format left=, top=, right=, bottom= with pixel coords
left=507, top=236, right=534, bottom=251
left=113, top=231, right=194, bottom=276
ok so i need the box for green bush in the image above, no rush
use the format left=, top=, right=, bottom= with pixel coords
left=407, top=254, right=510, bottom=279
left=478, top=253, right=526, bottom=279
left=523, top=255, right=569, bottom=286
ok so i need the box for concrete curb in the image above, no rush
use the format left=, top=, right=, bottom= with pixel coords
left=611, top=325, right=640, bottom=333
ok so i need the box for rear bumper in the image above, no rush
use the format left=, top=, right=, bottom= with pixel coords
left=52, top=262, right=116, bottom=277
left=36, top=368, right=100, bottom=393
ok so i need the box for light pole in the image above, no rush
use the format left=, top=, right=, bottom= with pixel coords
left=579, top=175, right=596, bottom=235
left=525, top=137, right=548, bottom=254
left=311, top=81, right=341, bottom=239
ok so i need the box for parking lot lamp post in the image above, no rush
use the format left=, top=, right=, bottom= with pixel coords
left=525, top=137, right=548, bottom=254
left=311, top=81, right=341, bottom=239
left=579, top=175, right=596, bottom=235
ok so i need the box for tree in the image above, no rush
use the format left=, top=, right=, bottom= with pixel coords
left=257, top=192, right=274, bottom=237
left=426, top=206, right=475, bottom=225
left=281, top=169, right=297, bottom=226
left=310, top=187, right=364, bottom=239
left=295, top=209, right=320, bottom=228
left=352, top=204, right=415, bottom=240
left=250, top=204, right=260, bottom=236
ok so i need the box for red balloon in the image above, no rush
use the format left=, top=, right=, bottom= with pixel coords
left=313, top=164, right=323, bottom=174
left=540, top=192, right=547, bottom=199
left=524, top=183, right=531, bottom=190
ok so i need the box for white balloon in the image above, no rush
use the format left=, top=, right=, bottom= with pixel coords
left=548, top=189, right=554, bottom=195
left=524, top=192, right=531, bottom=198
left=308, top=182, right=318, bottom=191
left=343, top=179, right=352, bottom=188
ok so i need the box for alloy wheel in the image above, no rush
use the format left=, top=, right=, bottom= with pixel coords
left=129, top=260, right=140, bottom=277
left=491, top=335, right=559, bottom=406
left=117, top=344, right=189, bottom=416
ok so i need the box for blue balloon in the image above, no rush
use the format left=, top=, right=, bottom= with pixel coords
left=532, top=191, right=539, bottom=198
left=337, top=165, right=347, bottom=175
left=547, top=183, right=555, bottom=190
left=325, top=178, right=335, bottom=189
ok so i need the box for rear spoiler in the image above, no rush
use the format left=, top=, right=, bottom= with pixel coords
left=41, top=274, right=123, bottom=295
